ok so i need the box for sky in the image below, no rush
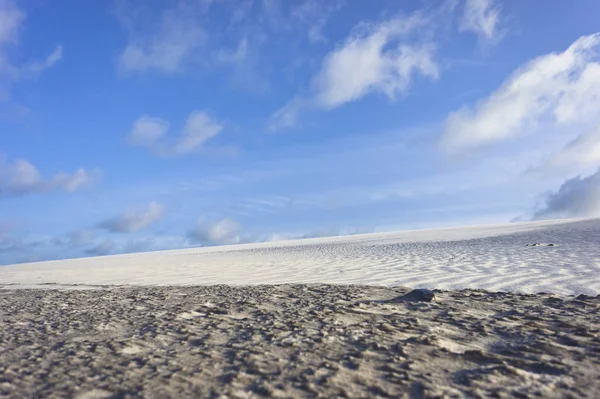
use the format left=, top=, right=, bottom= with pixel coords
left=1, top=0, right=600, bottom=264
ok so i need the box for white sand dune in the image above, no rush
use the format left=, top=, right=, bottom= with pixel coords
left=2, top=218, right=599, bottom=295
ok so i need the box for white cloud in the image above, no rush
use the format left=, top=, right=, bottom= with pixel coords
left=460, top=0, right=503, bottom=42
left=268, top=12, right=439, bottom=129
left=0, top=0, right=63, bottom=109
left=117, top=2, right=207, bottom=74
left=129, top=116, right=170, bottom=147
left=441, top=33, right=600, bottom=152
left=0, top=158, right=97, bottom=197
left=215, top=37, right=249, bottom=64
left=0, top=4, right=61, bottom=74
left=0, top=0, right=24, bottom=46
left=189, top=217, right=241, bottom=245
left=99, top=201, right=165, bottom=234
left=291, top=0, right=340, bottom=44
left=174, top=111, right=224, bottom=155
left=24, top=45, right=63, bottom=77
left=541, top=125, right=600, bottom=172
left=315, top=14, right=438, bottom=109
left=230, top=0, right=253, bottom=24
left=128, top=110, right=223, bottom=157
left=267, top=96, right=306, bottom=131
left=533, top=169, right=600, bottom=220
left=554, top=62, right=600, bottom=124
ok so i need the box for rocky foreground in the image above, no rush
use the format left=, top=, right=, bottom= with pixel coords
left=0, top=285, right=599, bottom=398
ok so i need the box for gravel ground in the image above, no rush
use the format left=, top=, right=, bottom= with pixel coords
left=1, top=284, right=599, bottom=398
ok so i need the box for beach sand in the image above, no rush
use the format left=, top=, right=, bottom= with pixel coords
left=1, top=285, right=598, bottom=398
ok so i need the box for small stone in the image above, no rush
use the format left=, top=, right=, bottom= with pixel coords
left=391, top=289, right=435, bottom=303
left=548, top=243, right=555, bottom=247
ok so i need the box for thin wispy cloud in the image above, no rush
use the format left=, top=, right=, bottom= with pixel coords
left=215, top=37, right=249, bottom=64
left=116, top=1, right=209, bottom=74
left=291, top=0, right=341, bottom=44
left=0, top=0, right=24, bottom=46
left=23, top=45, right=63, bottom=77
left=0, top=158, right=97, bottom=197
left=267, top=96, right=306, bottom=131
left=441, top=33, right=600, bottom=152
left=460, top=0, right=503, bottom=42
left=128, top=111, right=224, bottom=157
left=116, top=0, right=336, bottom=77
left=0, top=0, right=62, bottom=108
left=98, top=201, right=165, bottom=233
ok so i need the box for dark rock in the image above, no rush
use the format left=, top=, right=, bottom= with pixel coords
left=391, top=289, right=435, bottom=303
left=548, top=243, right=555, bottom=247
left=576, top=294, right=594, bottom=301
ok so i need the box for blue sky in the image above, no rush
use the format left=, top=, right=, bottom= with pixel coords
left=1, top=0, right=600, bottom=264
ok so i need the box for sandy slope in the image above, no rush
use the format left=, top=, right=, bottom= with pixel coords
left=2, top=218, right=600, bottom=295
left=1, top=285, right=598, bottom=398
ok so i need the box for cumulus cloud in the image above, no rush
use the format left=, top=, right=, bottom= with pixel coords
left=117, top=1, right=208, bottom=74
left=533, top=169, right=600, bottom=220
left=128, top=111, right=223, bottom=157
left=189, top=217, right=241, bottom=245
left=315, top=14, right=438, bottom=109
left=441, top=33, right=600, bottom=152
left=269, top=11, right=439, bottom=129
left=85, top=239, right=116, bottom=256
left=0, top=158, right=97, bottom=197
left=98, top=201, right=165, bottom=233
left=460, top=0, right=503, bottom=42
